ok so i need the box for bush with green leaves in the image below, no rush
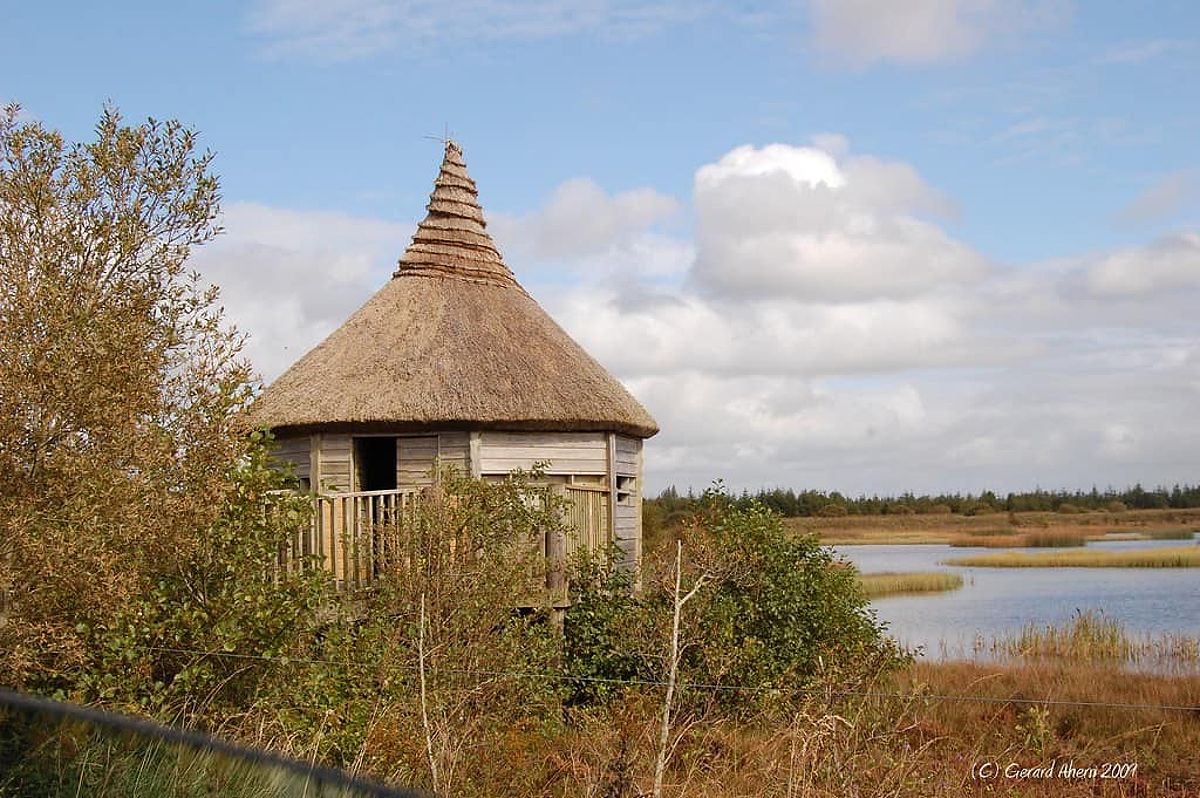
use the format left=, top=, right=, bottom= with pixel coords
left=565, top=487, right=906, bottom=713
left=74, top=432, right=331, bottom=719
left=248, top=468, right=567, bottom=791
left=0, top=105, right=317, bottom=717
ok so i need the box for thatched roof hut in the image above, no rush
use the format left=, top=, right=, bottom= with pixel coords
left=252, top=141, right=657, bottom=572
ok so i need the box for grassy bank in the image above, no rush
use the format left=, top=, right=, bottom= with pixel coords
left=1148, top=528, right=1199, bottom=540
left=945, top=544, right=1200, bottom=568
left=858, top=571, right=963, bottom=598
left=783, top=508, right=1200, bottom=546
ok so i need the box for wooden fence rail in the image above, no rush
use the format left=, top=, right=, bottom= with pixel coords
left=275, top=488, right=421, bottom=590
left=274, top=485, right=613, bottom=596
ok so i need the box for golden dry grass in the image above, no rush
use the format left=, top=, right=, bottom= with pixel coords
left=983, top=611, right=1200, bottom=671
left=944, top=544, right=1200, bottom=568
left=858, top=571, right=964, bottom=598
left=948, top=532, right=1027, bottom=548
left=790, top=508, right=1200, bottom=547
left=386, top=661, right=1200, bottom=797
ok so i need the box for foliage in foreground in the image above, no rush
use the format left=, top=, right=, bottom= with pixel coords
left=566, top=490, right=907, bottom=712
left=0, top=104, right=327, bottom=708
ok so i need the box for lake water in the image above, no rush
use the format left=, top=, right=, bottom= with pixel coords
left=834, top=536, right=1200, bottom=660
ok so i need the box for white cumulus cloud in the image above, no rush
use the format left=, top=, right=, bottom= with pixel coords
left=690, top=143, right=986, bottom=301
left=193, top=202, right=411, bottom=380
left=1084, top=233, right=1200, bottom=298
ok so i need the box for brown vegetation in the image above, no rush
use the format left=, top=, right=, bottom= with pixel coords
left=785, top=508, right=1200, bottom=547
left=946, top=545, right=1200, bottom=568
left=858, top=571, right=964, bottom=597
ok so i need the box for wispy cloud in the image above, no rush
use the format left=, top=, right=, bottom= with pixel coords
left=246, top=0, right=711, bottom=60
left=246, top=0, right=1075, bottom=66
left=1098, top=38, right=1193, bottom=65
left=805, top=0, right=1072, bottom=69
left=1114, top=170, right=1199, bottom=226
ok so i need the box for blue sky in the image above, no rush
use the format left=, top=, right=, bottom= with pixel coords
left=4, top=1, right=1199, bottom=495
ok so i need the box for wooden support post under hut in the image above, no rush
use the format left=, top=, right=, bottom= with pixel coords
left=248, top=141, right=659, bottom=602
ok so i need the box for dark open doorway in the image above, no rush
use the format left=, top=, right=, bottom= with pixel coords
left=354, top=437, right=397, bottom=492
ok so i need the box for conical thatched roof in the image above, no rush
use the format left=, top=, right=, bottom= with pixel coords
left=249, top=141, right=658, bottom=439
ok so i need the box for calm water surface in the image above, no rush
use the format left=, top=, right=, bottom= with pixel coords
left=835, top=536, right=1200, bottom=659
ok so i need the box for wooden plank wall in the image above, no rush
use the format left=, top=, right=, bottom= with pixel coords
left=478, top=431, right=607, bottom=475
left=303, top=429, right=644, bottom=575
left=613, top=435, right=643, bottom=570
left=438, top=431, right=471, bottom=475
left=270, top=435, right=311, bottom=482
left=318, top=434, right=354, bottom=492
left=397, top=435, right=439, bottom=487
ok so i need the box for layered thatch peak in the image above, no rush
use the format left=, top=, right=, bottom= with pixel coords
left=394, top=141, right=519, bottom=289
left=249, top=141, right=659, bottom=439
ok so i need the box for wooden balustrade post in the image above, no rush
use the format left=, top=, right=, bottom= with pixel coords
left=546, top=511, right=567, bottom=634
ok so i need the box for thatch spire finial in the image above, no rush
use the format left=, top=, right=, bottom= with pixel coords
left=393, top=140, right=519, bottom=288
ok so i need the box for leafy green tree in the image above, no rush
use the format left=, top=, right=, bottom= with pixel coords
left=0, top=105, right=318, bottom=713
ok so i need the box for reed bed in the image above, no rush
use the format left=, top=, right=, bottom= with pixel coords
left=948, top=529, right=1088, bottom=548
left=949, top=533, right=1025, bottom=548
left=1145, top=528, right=1198, bottom=540
left=961, top=527, right=1019, bottom=537
left=857, top=571, right=963, bottom=598
left=1022, top=529, right=1088, bottom=547
left=979, top=610, right=1200, bottom=671
left=945, top=544, right=1200, bottom=568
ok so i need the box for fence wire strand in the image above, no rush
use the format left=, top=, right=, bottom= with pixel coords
left=146, top=645, right=1200, bottom=713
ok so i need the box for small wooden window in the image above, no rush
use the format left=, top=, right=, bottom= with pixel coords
left=616, top=475, right=636, bottom=506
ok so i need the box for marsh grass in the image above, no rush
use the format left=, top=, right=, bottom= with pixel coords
left=948, top=533, right=1026, bottom=548
left=789, top=508, right=1200, bottom=546
left=858, top=571, right=963, bottom=598
left=980, top=610, right=1200, bottom=672
left=944, top=544, right=1200, bottom=568
left=1022, top=529, right=1088, bottom=547
left=961, top=527, right=1018, bottom=537
left=949, top=528, right=1089, bottom=548
left=1145, top=528, right=1198, bottom=540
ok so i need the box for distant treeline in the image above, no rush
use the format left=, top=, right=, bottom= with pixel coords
left=650, top=483, right=1200, bottom=518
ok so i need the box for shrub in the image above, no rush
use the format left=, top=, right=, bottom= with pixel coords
left=70, top=432, right=331, bottom=718
left=565, top=490, right=906, bottom=714
left=817, top=503, right=848, bottom=517
left=251, top=467, right=566, bottom=789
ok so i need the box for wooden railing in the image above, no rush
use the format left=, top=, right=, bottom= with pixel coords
left=562, top=484, right=610, bottom=564
left=276, top=485, right=613, bottom=594
left=276, top=488, right=421, bottom=590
